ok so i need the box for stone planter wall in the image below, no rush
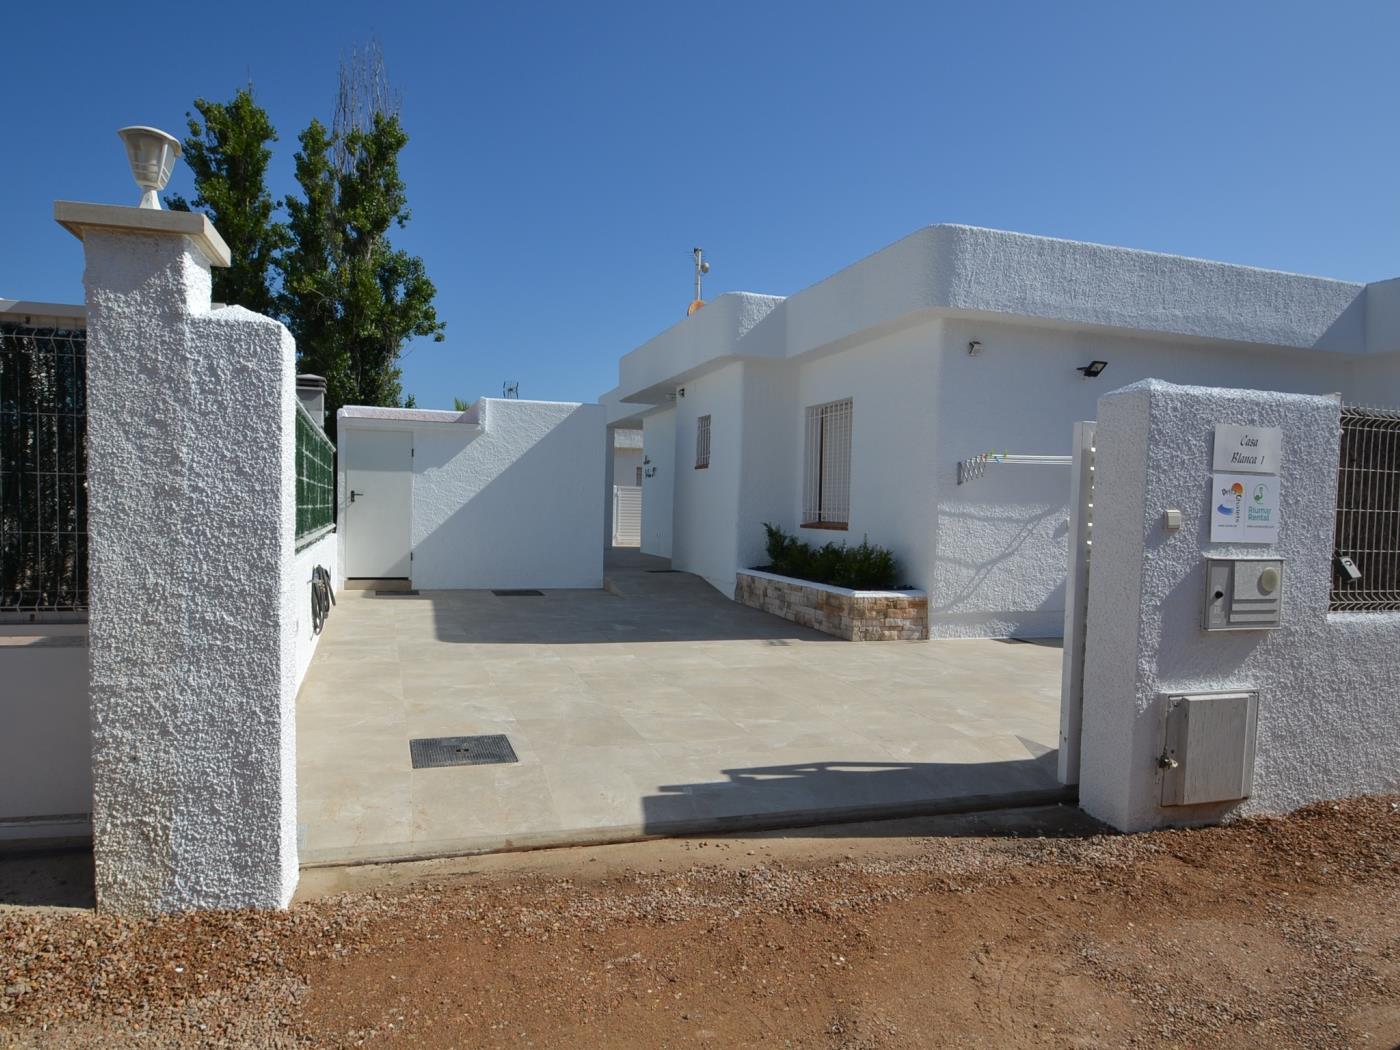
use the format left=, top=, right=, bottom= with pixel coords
left=735, top=570, right=928, bottom=641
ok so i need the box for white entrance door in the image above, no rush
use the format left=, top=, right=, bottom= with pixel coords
left=344, top=428, right=413, bottom=579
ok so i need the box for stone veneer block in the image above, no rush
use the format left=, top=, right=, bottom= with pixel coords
left=735, top=570, right=928, bottom=641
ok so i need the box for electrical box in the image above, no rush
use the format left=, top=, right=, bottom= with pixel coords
left=1203, top=557, right=1284, bottom=631
left=1160, top=690, right=1259, bottom=806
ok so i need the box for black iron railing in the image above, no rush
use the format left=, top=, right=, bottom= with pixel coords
left=0, top=322, right=88, bottom=615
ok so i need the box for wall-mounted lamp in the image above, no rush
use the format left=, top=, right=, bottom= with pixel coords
left=1076, top=360, right=1109, bottom=378
left=677, top=387, right=686, bottom=398
left=967, top=340, right=983, bottom=357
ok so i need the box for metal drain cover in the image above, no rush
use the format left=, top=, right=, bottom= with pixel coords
left=410, top=735, right=518, bottom=768
left=492, top=589, right=543, bottom=596
left=646, top=569, right=681, bottom=573
left=374, top=589, right=420, bottom=597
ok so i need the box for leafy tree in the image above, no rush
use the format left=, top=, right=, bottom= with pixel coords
left=166, top=88, right=289, bottom=316
left=279, top=45, right=444, bottom=428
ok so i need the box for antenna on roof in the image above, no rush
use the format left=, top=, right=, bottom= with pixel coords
left=502, top=381, right=519, bottom=399
left=687, top=247, right=710, bottom=316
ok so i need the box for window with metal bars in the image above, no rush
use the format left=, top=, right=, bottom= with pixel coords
left=803, top=398, right=852, bottom=529
left=1332, top=405, right=1400, bottom=611
left=695, top=414, right=711, bottom=469
left=1, top=322, right=88, bottom=616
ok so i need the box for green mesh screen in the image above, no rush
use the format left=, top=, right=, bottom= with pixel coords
left=1, top=323, right=88, bottom=613
left=296, top=402, right=335, bottom=546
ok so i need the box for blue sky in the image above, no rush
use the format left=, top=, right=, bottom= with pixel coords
left=4, top=2, right=1397, bottom=407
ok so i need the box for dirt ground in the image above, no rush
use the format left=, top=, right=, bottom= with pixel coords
left=2, top=797, right=1398, bottom=1049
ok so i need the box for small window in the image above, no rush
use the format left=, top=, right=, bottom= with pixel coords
left=803, top=399, right=852, bottom=529
left=695, top=415, right=711, bottom=469
left=635, top=465, right=643, bottom=486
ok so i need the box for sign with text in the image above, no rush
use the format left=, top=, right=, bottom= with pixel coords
left=1210, top=473, right=1281, bottom=544
left=1213, top=424, right=1282, bottom=474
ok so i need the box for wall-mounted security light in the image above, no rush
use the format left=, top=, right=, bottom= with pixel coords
left=1076, top=360, right=1109, bottom=378
left=117, top=126, right=182, bottom=209
left=967, top=340, right=983, bottom=356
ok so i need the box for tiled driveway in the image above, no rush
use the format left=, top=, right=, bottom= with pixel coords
left=296, top=551, right=1067, bottom=865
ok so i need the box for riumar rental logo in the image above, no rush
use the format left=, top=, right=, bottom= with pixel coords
left=1218, top=481, right=1245, bottom=517
left=1248, top=481, right=1273, bottom=524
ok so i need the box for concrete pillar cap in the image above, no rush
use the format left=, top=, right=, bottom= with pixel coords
left=54, top=200, right=231, bottom=268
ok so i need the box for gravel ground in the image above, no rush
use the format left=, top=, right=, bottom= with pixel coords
left=2, top=797, right=1397, bottom=1048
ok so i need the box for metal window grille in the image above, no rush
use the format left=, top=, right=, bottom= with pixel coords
left=1, top=322, right=88, bottom=616
left=635, top=465, right=643, bottom=486
left=695, top=414, right=711, bottom=469
left=802, top=398, right=852, bottom=528
left=1332, top=405, right=1400, bottom=611
left=296, top=401, right=335, bottom=549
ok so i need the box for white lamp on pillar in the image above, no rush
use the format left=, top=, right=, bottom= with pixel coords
left=116, top=126, right=181, bottom=209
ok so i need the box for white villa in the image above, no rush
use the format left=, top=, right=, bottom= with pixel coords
left=602, top=224, right=1400, bottom=638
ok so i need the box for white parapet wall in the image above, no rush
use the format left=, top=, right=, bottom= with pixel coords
left=1078, top=379, right=1400, bottom=832
left=337, top=398, right=605, bottom=590
left=62, top=201, right=302, bottom=911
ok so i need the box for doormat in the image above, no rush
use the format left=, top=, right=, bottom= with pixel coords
left=492, top=589, right=544, bottom=596
left=374, top=590, right=421, bottom=597
left=410, top=735, right=519, bottom=768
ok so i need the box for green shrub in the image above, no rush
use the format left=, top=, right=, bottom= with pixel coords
left=758, top=523, right=899, bottom=590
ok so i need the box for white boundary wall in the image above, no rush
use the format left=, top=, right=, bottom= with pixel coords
left=338, top=399, right=604, bottom=590
left=1078, top=380, right=1400, bottom=831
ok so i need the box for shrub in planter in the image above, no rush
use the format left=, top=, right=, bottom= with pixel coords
left=760, top=523, right=898, bottom=590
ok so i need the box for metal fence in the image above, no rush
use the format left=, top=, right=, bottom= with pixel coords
left=296, top=400, right=335, bottom=548
left=1332, top=405, right=1400, bottom=611
left=1, top=322, right=88, bottom=615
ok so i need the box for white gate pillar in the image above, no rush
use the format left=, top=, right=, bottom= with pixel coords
left=57, top=202, right=301, bottom=912
left=1078, top=379, right=1356, bottom=832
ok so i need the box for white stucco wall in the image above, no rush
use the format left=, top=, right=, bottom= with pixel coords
left=0, top=627, right=90, bottom=841
left=613, top=446, right=643, bottom=488
left=291, top=529, right=339, bottom=688
left=789, top=323, right=941, bottom=593
left=670, top=363, right=747, bottom=595
left=641, top=408, right=675, bottom=558
left=1078, top=380, right=1400, bottom=832
left=928, top=316, right=1359, bottom=637
left=82, top=222, right=300, bottom=912
left=342, top=399, right=604, bottom=590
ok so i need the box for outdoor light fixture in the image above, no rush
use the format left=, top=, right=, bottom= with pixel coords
left=1077, top=360, right=1109, bottom=378
left=117, top=126, right=182, bottom=209
left=967, top=340, right=983, bottom=356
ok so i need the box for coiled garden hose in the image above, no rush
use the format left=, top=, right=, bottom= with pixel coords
left=311, top=565, right=336, bottom=635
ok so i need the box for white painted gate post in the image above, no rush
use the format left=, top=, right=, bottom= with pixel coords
left=56, top=201, right=301, bottom=912
left=1057, top=421, right=1096, bottom=785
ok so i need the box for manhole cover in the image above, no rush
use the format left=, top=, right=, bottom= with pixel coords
left=492, top=589, right=544, bottom=596
left=410, top=735, right=518, bottom=768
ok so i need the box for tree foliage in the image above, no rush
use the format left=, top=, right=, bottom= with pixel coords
left=279, top=44, right=445, bottom=425
left=172, top=44, right=444, bottom=430
left=166, top=88, right=289, bottom=317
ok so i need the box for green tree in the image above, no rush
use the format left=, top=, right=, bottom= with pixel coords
left=279, top=46, right=444, bottom=427
left=166, top=88, right=289, bottom=316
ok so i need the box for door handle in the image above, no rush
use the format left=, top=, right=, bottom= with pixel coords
left=349, top=490, right=364, bottom=503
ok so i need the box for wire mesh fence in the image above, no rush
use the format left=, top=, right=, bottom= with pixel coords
left=296, top=400, right=335, bottom=548
left=1, top=322, right=88, bottom=615
left=1332, top=405, right=1400, bottom=611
